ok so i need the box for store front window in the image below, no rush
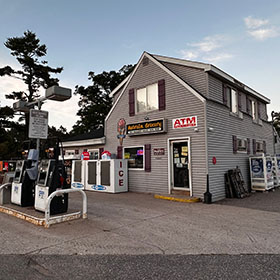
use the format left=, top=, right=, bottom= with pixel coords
left=124, top=147, right=144, bottom=169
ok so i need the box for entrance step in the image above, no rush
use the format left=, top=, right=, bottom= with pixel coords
left=154, top=194, right=201, bottom=203
left=171, top=190, right=190, bottom=196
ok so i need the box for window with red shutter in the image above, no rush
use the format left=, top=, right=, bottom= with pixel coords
left=247, top=138, right=250, bottom=155
left=252, top=139, right=256, bottom=154
left=257, top=102, right=261, bottom=119
left=238, top=92, right=242, bottom=111
left=232, top=135, right=237, bottom=154
left=158, top=79, right=166, bottom=111
left=223, top=85, right=228, bottom=105
left=144, top=144, right=151, bottom=172
left=129, top=89, right=135, bottom=116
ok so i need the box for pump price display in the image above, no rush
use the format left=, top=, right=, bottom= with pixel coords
left=29, top=109, right=49, bottom=139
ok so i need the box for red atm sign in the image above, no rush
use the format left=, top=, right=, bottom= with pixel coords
left=172, top=116, right=197, bottom=129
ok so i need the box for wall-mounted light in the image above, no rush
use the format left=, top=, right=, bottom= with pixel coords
left=194, top=128, right=199, bottom=132
left=208, top=127, right=214, bottom=132
left=144, top=116, right=150, bottom=120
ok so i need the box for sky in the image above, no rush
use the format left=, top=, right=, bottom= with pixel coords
left=0, top=0, right=280, bottom=131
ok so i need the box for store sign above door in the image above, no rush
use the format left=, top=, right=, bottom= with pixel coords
left=172, top=116, right=197, bottom=129
left=127, top=119, right=166, bottom=136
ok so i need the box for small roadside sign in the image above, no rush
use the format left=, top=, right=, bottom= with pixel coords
left=29, top=109, right=49, bottom=139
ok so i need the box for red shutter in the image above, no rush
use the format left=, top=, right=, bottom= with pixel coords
left=232, top=135, right=237, bottom=154
left=252, top=139, right=256, bottom=155
left=158, top=79, right=166, bottom=111
left=246, top=97, right=251, bottom=115
left=238, top=92, right=242, bottom=111
left=144, top=144, right=151, bottom=172
left=117, top=146, right=123, bottom=159
left=223, top=85, right=228, bottom=105
left=129, top=89, right=135, bottom=116
left=99, top=148, right=104, bottom=159
left=263, top=141, right=266, bottom=154
left=257, top=102, right=261, bottom=119
left=247, top=138, right=250, bottom=155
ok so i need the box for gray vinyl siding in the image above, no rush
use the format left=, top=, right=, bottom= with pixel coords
left=105, top=58, right=207, bottom=198
left=207, top=102, right=273, bottom=202
left=162, top=62, right=208, bottom=97
left=112, top=87, right=123, bottom=104
left=208, top=73, right=268, bottom=121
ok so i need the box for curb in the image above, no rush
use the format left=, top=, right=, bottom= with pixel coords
left=0, top=205, right=45, bottom=226
left=154, top=194, right=201, bottom=203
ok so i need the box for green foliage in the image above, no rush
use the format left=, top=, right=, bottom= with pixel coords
left=72, top=64, right=135, bottom=135
left=0, top=30, right=63, bottom=103
left=272, top=111, right=280, bottom=136
left=0, top=31, right=64, bottom=159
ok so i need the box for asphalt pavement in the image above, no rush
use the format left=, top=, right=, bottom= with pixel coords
left=1, top=189, right=280, bottom=279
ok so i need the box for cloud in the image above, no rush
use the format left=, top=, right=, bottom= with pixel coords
left=203, top=53, right=233, bottom=64
left=248, top=27, right=279, bottom=40
left=180, top=50, right=198, bottom=60
left=179, top=34, right=233, bottom=64
left=244, top=16, right=279, bottom=41
left=244, top=16, right=268, bottom=29
left=188, top=35, right=225, bottom=52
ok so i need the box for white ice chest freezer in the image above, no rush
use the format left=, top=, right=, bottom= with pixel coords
left=71, top=159, right=128, bottom=193
left=249, top=155, right=274, bottom=191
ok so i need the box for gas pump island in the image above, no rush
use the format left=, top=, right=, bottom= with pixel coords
left=11, top=85, right=72, bottom=214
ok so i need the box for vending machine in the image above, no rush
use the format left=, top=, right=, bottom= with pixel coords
left=249, top=155, right=274, bottom=191
left=34, top=159, right=69, bottom=214
left=71, top=160, right=85, bottom=189
left=11, top=150, right=38, bottom=207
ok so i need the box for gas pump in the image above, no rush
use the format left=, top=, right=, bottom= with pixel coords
left=34, top=140, right=69, bottom=214
left=11, top=149, right=39, bottom=207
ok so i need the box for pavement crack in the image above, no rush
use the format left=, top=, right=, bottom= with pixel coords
left=27, top=256, right=54, bottom=277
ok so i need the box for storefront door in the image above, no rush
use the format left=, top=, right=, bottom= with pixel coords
left=170, top=139, right=190, bottom=190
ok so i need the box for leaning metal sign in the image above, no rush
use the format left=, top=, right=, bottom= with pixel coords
left=29, top=109, right=49, bottom=139
left=126, top=119, right=166, bottom=136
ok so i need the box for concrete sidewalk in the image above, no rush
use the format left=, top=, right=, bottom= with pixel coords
left=0, top=189, right=280, bottom=255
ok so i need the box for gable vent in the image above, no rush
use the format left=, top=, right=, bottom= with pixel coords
left=142, top=57, right=149, bottom=66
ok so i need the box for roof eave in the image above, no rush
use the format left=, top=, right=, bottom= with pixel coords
left=62, top=137, right=106, bottom=147
left=206, top=65, right=270, bottom=104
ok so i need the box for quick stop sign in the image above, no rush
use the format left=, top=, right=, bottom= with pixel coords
left=81, top=151, right=90, bottom=160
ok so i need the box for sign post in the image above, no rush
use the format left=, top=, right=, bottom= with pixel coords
left=28, top=109, right=49, bottom=139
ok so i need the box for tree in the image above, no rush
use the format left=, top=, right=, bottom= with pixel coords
left=272, top=111, right=280, bottom=136
left=72, top=64, right=135, bottom=135
left=0, top=30, right=63, bottom=132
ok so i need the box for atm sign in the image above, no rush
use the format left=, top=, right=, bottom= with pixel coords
left=172, top=116, right=197, bottom=129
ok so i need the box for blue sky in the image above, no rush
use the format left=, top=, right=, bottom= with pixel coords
left=0, top=0, right=280, bottom=130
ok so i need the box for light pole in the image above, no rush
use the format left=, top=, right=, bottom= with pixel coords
left=13, top=85, right=72, bottom=153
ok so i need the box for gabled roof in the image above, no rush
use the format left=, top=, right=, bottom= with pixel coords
left=152, top=54, right=270, bottom=104
left=109, top=52, right=270, bottom=104
left=105, top=52, right=206, bottom=122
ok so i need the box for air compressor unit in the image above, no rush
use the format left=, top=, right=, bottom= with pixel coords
left=34, top=159, right=69, bottom=214
left=249, top=155, right=274, bottom=191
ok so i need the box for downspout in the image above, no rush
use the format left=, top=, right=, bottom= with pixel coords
left=203, top=80, right=212, bottom=204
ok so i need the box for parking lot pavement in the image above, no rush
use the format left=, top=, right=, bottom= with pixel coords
left=0, top=189, right=280, bottom=256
